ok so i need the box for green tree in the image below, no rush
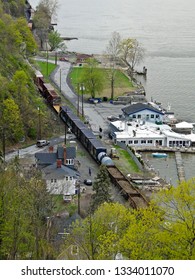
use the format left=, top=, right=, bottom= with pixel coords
left=80, top=58, right=104, bottom=98
left=0, top=163, right=55, bottom=259
left=1, top=0, right=25, bottom=17
left=120, top=179, right=195, bottom=260
left=0, top=98, right=24, bottom=142
left=153, top=179, right=195, bottom=259
left=15, top=17, right=37, bottom=56
left=60, top=202, right=131, bottom=260
left=9, top=70, right=28, bottom=109
left=90, top=164, right=112, bottom=213
left=48, top=30, right=66, bottom=52
left=119, top=205, right=165, bottom=260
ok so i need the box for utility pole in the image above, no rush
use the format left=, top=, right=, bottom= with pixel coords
left=77, top=83, right=80, bottom=117
left=60, top=68, right=62, bottom=92
left=77, top=182, right=81, bottom=215
left=80, top=84, right=85, bottom=118
left=46, top=40, right=49, bottom=76
left=64, top=124, right=67, bottom=145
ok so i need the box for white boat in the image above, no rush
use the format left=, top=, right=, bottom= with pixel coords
left=152, top=152, right=167, bottom=158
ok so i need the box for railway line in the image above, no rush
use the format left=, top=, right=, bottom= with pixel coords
left=34, top=69, right=149, bottom=209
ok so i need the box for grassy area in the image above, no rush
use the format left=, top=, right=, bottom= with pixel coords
left=36, top=61, right=57, bottom=80
left=69, top=67, right=136, bottom=99
left=113, top=146, right=141, bottom=175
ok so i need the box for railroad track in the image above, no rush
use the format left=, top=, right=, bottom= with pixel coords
left=106, top=166, right=149, bottom=209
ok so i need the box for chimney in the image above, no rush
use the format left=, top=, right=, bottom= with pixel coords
left=63, top=145, right=67, bottom=165
left=49, top=146, right=54, bottom=153
left=56, top=159, right=62, bottom=168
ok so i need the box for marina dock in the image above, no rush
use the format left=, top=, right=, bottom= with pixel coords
left=175, top=152, right=185, bottom=182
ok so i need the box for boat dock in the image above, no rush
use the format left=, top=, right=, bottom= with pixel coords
left=175, top=151, right=185, bottom=182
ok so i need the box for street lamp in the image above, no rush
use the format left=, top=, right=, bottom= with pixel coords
left=77, top=83, right=80, bottom=117
left=45, top=40, right=49, bottom=76
left=60, top=68, right=62, bottom=92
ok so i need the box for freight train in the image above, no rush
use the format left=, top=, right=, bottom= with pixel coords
left=34, top=70, right=148, bottom=209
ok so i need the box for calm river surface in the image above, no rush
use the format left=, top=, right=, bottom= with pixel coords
left=30, top=0, right=195, bottom=185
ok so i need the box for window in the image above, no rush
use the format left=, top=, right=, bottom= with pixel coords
left=66, top=159, right=74, bottom=165
left=151, top=115, right=154, bottom=118
left=138, top=114, right=141, bottom=119
left=147, top=140, right=153, bottom=144
left=156, top=114, right=159, bottom=118
left=65, top=176, right=69, bottom=181
left=141, top=140, right=146, bottom=144
left=133, top=115, right=136, bottom=118
left=134, top=140, right=138, bottom=144
left=128, top=140, right=133, bottom=144
left=169, top=141, right=173, bottom=147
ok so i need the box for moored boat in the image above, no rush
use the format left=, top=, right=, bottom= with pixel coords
left=152, top=152, right=167, bottom=158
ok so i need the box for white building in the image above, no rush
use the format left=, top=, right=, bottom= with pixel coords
left=110, top=120, right=191, bottom=148
left=42, top=159, right=80, bottom=200
left=121, top=103, right=164, bottom=123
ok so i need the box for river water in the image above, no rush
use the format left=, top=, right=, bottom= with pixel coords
left=30, top=0, right=195, bottom=185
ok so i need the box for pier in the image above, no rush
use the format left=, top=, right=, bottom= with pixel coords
left=175, top=151, right=185, bottom=182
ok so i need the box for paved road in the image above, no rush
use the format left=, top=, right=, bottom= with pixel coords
left=52, top=61, right=124, bottom=134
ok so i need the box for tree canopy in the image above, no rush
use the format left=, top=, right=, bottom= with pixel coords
left=61, top=179, right=195, bottom=260
left=106, top=32, right=145, bottom=76
left=79, top=58, right=104, bottom=98
left=0, top=162, right=56, bottom=259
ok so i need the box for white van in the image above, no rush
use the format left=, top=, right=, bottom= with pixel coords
left=36, top=140, right=50, bottom=147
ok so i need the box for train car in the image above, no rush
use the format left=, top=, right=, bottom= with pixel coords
left=34, top=70, right=44, bottom=92
left=59, top=105, right=108, bottom=162
left=87, top=137, right=108, bottom=162
left=34, top=70, right=148, bottom=209
left=42, top=83, right=61, bottom=105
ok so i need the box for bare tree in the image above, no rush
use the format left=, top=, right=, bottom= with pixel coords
left=105, top=32, right=121, bottom=100
left=119, top=38, right=145, bottom=76
left=33, top=0, right=59, bottom=49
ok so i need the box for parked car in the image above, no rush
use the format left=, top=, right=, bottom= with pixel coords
left=36, top=140, right=50, bottom=147
left=84, top=179, right=92, bottom=186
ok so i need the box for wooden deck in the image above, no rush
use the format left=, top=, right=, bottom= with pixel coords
left=175, top=152, right=185, bottom=182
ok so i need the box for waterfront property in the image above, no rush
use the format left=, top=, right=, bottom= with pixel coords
left=109, top=101, right=194, bottom=148
left=109, top=119, right=191, bottom=148
left=121, top=102, right=164, bottom=123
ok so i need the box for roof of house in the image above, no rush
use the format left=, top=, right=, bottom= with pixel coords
left=35, top=153, right=57, bottom=165
left=43, top=163, right=80, bottom=180
left=35, top=146, right=76, bottom=165
left=57, top=146, right=76, bottom=159
left=122, top=103, right=164, bottom=116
